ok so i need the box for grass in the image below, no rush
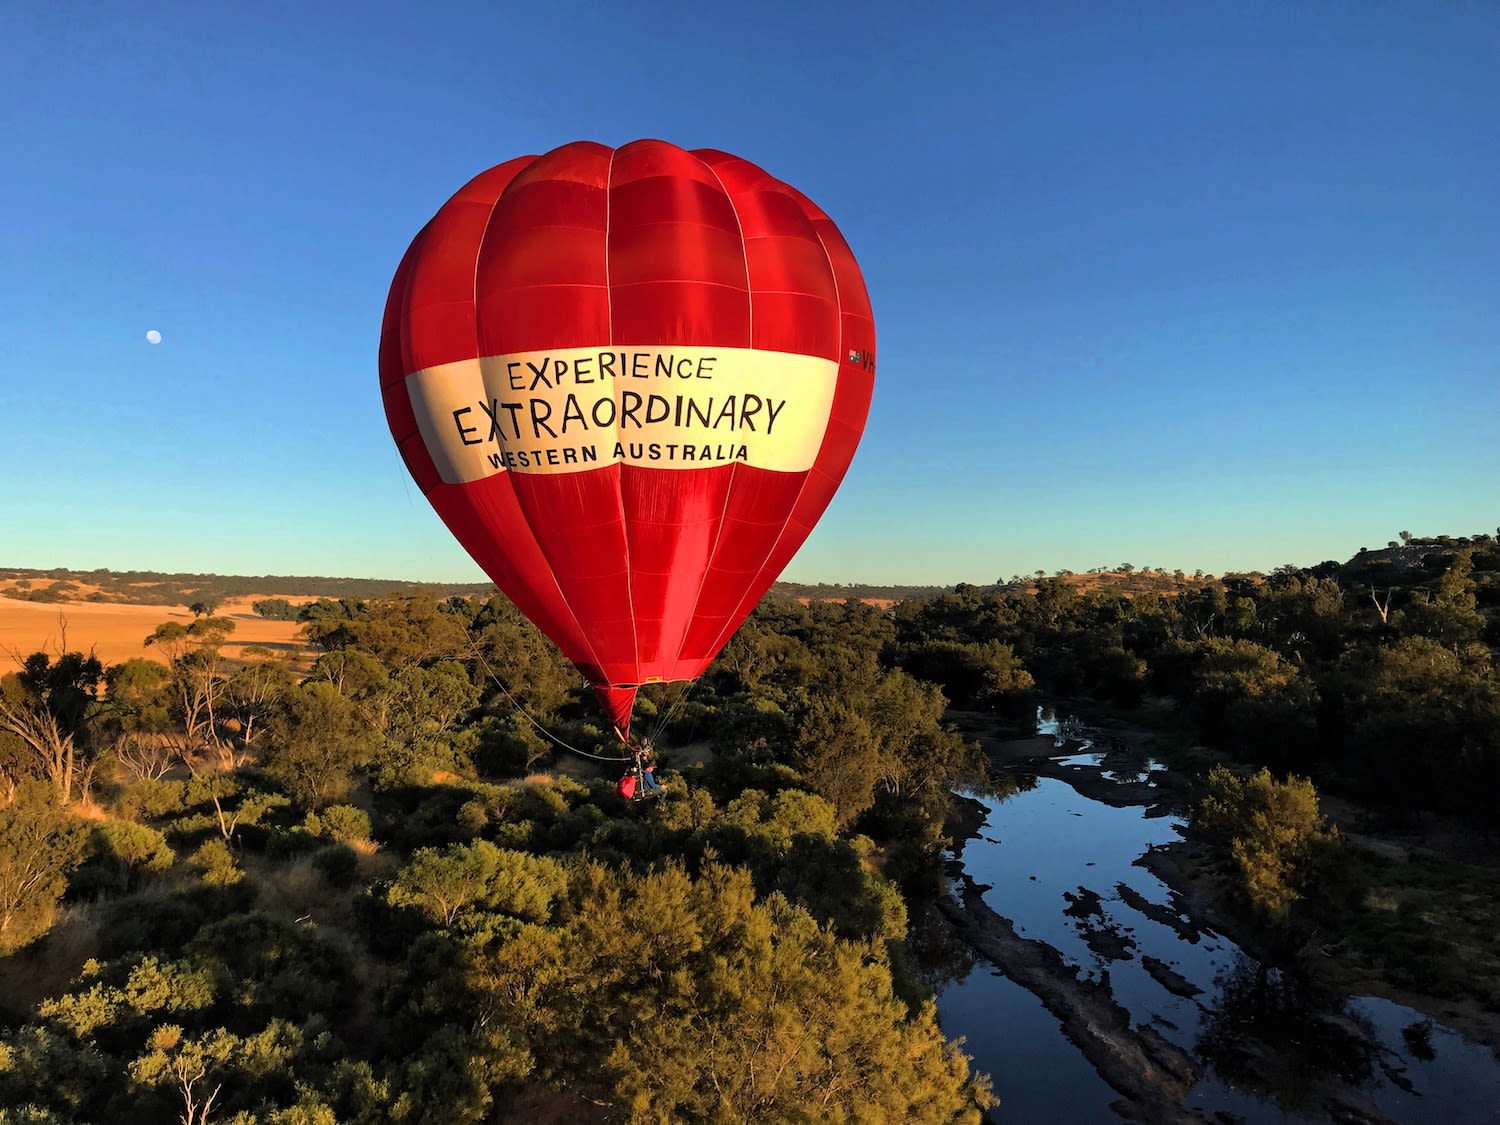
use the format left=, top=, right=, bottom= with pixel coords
left=1320, top=849, right=1500, bottom=1010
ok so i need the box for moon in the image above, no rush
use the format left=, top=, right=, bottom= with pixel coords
left=145, top=329, right=162, bottom=344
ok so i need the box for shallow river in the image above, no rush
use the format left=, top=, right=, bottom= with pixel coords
left=934, top=712, right=1500, bottom=1123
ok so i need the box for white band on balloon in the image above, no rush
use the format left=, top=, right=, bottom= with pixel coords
left=406, top=345, right=839, bottom=483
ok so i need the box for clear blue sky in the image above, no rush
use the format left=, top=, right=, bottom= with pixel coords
left=3, top=1, right=1495, bottom=585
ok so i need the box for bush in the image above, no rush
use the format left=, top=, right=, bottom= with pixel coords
left=310, top=844, right=360, bottom=889
left=307, top=804, right=371, bottom=843
left=189, top=839, right=244, bottom=886
left=85, top=821, right=175, bottom=892
left=1194, top=765, right=1341, bottom=923
left=265, top=827, right=324, bottom=863
left=114, top=778, right=186, bottom=821
left=97, top=883, right=257, bottom=957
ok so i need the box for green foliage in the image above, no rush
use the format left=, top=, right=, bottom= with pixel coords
left=188, top=838, right=243, bottom=886
left=379, top=860, right=991, bottom=1123
left=262, top=682, right=378, bottom=808
left=253, top=597, right=303, bottom=620
left=301, top=592, right=470, bottom=668
left=378, top=841, right=568, bottom=928
left=88, top=820, right=175, bottom=886
left=97, top=883, right=258, bottom=959
left=9, top=909, right=354, bottom=1125
left=1313, top=851, right=1500, bottom=1007
left=113, top=778, right=186, bottom=821
left=1194, top=766, right=1341, bottom=924
left=0, top=783, right=89, bottom=954
left=310, top=843, right=361, bottom=889
left=305, top=803, right=372, bottom=843
left=794, top=696, right=881, bottom=829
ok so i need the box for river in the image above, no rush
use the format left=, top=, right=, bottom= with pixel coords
left=932, top=710, right=1500, bottom=1123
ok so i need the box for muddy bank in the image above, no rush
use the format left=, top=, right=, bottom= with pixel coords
left=937, top=874, right=1203, bottom=1122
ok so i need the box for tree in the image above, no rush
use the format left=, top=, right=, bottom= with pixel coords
left=128, top=1021, right=303, bottom=1124
left=384, top=860, right=993, bottom=1123
left=144, top=618, right=237, bottom=768
left=101, top=658, right=176, bottom=771
left=1394, top=550, right=1485, bottom=648
left=302, top=593, right=469, bottom=668
left=0, top=782, right=89, bottom=953
left=0, top=677, right=82, bottom=799
left=220, top=650, right=296, bottom=752
left=261, top=682, right=378, bottom=808
left=794, top=696, right=881, bottom=829
left=1194, top=766, right=1340, bottom=924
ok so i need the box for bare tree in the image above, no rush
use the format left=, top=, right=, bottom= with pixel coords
left=110, top=731, right=180, bottom=782
left=0, top=691, right=77, bottom=798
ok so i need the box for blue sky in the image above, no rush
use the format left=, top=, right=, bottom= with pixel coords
left=2, top=1, right=1495, bottom=586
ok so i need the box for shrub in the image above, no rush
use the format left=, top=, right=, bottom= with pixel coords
left=86, top=821, right=175, bottom=892
left=307, top=804, right=371, bottom=843
left=189, top=839, right=244, bottom=886
left=310, top=844, right=360, bottom=889
left=114, top=779, right=186, bottom=822
left=1194, top=765, right=1341, bottom=923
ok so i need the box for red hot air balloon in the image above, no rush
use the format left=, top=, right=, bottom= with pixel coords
left=380, top=140, right=874, bottom=739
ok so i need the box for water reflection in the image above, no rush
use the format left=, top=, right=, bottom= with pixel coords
left=936, top=710, right=1500, bottom=1123
left=1195, top=955, right=1379, bottom=1113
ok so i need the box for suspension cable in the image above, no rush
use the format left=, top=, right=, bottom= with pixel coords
left=469, top=640, right=633, bottom=762
left=465, top=616, right=702, bottom=764
left=645, top=676, right=697, bottom=747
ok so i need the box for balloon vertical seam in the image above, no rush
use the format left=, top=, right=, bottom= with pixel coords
left=601, top=145, right=642, bottom=688
left=672, top=151, right=756, bottom=678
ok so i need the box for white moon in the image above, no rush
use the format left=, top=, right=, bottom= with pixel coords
left=146, top=329, right=162, bottom=344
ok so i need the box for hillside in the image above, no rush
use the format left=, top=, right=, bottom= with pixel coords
left=0, top=567, right=496, bottom=607
left=6, top=526, right=1496, bottom=615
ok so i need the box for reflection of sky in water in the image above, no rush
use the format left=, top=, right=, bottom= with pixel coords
left=936, top=962, right=1119, bottom=1123
left=957, top=779, right=1240, bottom=1052
left=1351, top=997, right=1500, bottom=1123
left=939, top=743, right=1500, bottom=1124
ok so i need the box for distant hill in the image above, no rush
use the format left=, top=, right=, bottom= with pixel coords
left=7, top=528, right=1495, bottom=610
left=1340, top=533, right=1500, bottom=586
left=0, top=566, right=941, bottom=608
left=768, top=581, right=948, bottom=602
left=0, top=567, right=495, bottom=607
left=993, top=569, right=1219, bottom=599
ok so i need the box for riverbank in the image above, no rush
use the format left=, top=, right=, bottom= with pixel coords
left=984, top=716, right=1500, bottom=1055
left=935, top=711, right=1500, bottom=1120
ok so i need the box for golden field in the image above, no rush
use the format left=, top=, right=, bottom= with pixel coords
left=0, top=592, right=311, bottom=671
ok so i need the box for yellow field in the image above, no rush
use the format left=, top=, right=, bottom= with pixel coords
left=0, top=594, right=311, bottom=672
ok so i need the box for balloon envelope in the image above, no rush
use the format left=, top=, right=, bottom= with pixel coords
left=380, top=139, right=874, bottom=735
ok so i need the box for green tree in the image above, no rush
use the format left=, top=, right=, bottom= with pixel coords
left=87, top=820, right=175, bottom=891
left=1194, top=766, right=1340, bottom=924
left=1, top=651, right=108, bottom=798
left=794, top=696, right=881, bottom=829
left=144, top=617, right=237, bottom=768
left=384, top=860, right=992, bottom=1124
left=1394, top=549, right=1485, bottom=648
left=0, top=680, right=82, bottom=799
left=380, top=841, right=568, bottom=928
left=101, top=659, right=177, bottom=782
left=261, top=682, right=378, bottom=808
left=0, top=782, right=89, bottom=953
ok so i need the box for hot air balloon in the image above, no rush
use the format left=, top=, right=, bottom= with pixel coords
left=380, top=139, right=874, bottom=741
